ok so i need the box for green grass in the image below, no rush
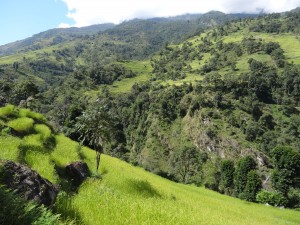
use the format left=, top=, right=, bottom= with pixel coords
left=64, top=151, right=300, bottom=225
left=110, top=60, right=152, bottom=94
left=51, top=134, right=81, bottom=167
left=160, top=73, right=203, bottom=86
left=24, top=148, right=59, bottom=183
left=250, top=32, right=300, bottom=64
left=1, top=118, right=300, bottom=224
left=85, top=61, right=152, bottom=97
left=0, top=105, right=15, bottom=118
left=121, top=60, right=152, bottom=74
left=236, top=53, right=274, bottom=74
left=7, top=117, right=34, bottom=133
left=34, top=124, right=52, bottom=140
left=0, top=135, right=22, bottom=161
left=19, top=108, right=46, bottom=122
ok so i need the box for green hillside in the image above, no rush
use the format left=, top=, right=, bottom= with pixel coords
left=0, top=105, right=299, bottom=225
left=1, top=9, right=300, bottom=224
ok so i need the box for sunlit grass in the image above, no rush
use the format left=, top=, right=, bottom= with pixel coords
left=250, top=32, right=300, bottom=64
left=236, top=53, right=274, bottom=74
left=51, top=134, right=81, bottom=167
left=24, top=150, right=58, bottom=183
left=66, top=152, right=300, bottom=225
left=1, top=122, right=300, bottom=224
left=0, top=136, right=21, bottom=161
left=0, top=105, right=15, bottom=118
left=19, top=108, right=46, bottom=122
left=160, top=73, right=203, bottom=86
left=7, top=117, right=34, bottom=133
left=34, top=124, right=52, bottom=141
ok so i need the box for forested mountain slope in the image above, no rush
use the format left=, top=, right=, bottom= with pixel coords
left=1, top=9, right=300, bottom=210
left=0, top=23, right=115, bottom=56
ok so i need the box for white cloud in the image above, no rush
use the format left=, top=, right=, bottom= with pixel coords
left=58, top=23, right=71, bottom=28
left=60, top=0, right=300, bottom=27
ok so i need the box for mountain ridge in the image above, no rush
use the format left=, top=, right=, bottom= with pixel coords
left=0, top=11, right=258, bottom=57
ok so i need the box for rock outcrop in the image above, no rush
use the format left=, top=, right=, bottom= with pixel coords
left=0, top=160, right=59, bottom=207
left=65, top=161, right=90, bottom=183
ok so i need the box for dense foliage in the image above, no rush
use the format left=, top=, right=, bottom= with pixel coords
left=1, top=9, right=300, bottom=209
left=0, top=186, right=66, bottom=225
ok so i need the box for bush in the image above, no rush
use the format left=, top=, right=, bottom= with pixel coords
left=219, top=160, right=234, bottom=194
left=256, top=190, right=287, bottom=207
left=0, top=186, right=67, bottom=225
left=287, top=188, right=300, bottom=208
left=271, top=146, right=300, bottom=195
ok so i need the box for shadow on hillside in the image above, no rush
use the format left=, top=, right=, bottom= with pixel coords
left=53, top=192, right=84, bottom=225
left=17, top=136, right=57, bottom=164
left=76, top=144, right=86, bottom=161
left=17, top=145, right=50, bottom=164
left=43, top=135, right=57, bottom=151
left=54, top=164, right=83, bottom=193
left=127, top=179, right=162, bottom=198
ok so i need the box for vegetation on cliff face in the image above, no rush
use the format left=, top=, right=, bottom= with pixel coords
left=1, top=9, right=300, bottom=221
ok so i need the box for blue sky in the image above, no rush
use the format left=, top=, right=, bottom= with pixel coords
left=1, top=0, right=299, bottom=46
left=0, top=0, right=73, bottom=45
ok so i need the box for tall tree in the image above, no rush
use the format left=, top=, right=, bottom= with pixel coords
left=271, top=146, right=300, bottom=196
left=242, top=170, right=262, bottom=202
left=234, top=156, right=257, bottom=196
left=219, top=159, right=235, bottom=194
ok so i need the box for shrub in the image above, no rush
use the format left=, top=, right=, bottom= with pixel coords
left=256, top=190, right=287, bottom=207
left=0, top=186, right=67, bottom=225
left=287, top=188, right=300, bottom=208
left=271, top=146, right=300, bottom=195
left=219, top=160, right=235, bottom=194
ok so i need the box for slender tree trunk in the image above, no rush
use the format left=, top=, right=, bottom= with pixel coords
left=96, top=144, right=103, bottom=173
left=96, top=151, right=101, bottom=173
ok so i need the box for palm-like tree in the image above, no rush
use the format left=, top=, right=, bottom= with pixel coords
left=75, top=104, right=115, bottom=173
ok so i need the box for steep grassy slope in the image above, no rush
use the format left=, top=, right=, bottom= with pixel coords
left=0, top=105, right=300, bottom=225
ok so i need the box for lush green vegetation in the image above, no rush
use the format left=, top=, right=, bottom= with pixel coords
left=1, top=8, right=300, bottom=224
left=0, top=106, right=299, bottom=224
left=0, top=185, right=67, bottom=225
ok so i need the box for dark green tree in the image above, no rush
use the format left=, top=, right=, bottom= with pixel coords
left=234, top=156, right=257, bottom=196
left=219, top=159, right=235, bottom=194
left=242, top=170, right=262, bottom=202
left=271, top=146, right=300, bottom=196
left=170, top=146, right=207, bottom=184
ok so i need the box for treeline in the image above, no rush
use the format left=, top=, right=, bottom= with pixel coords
left=250, top=10, right=300, bottom=34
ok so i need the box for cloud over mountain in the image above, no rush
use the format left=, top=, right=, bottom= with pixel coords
left=60, top=0, right=300, bottom=27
